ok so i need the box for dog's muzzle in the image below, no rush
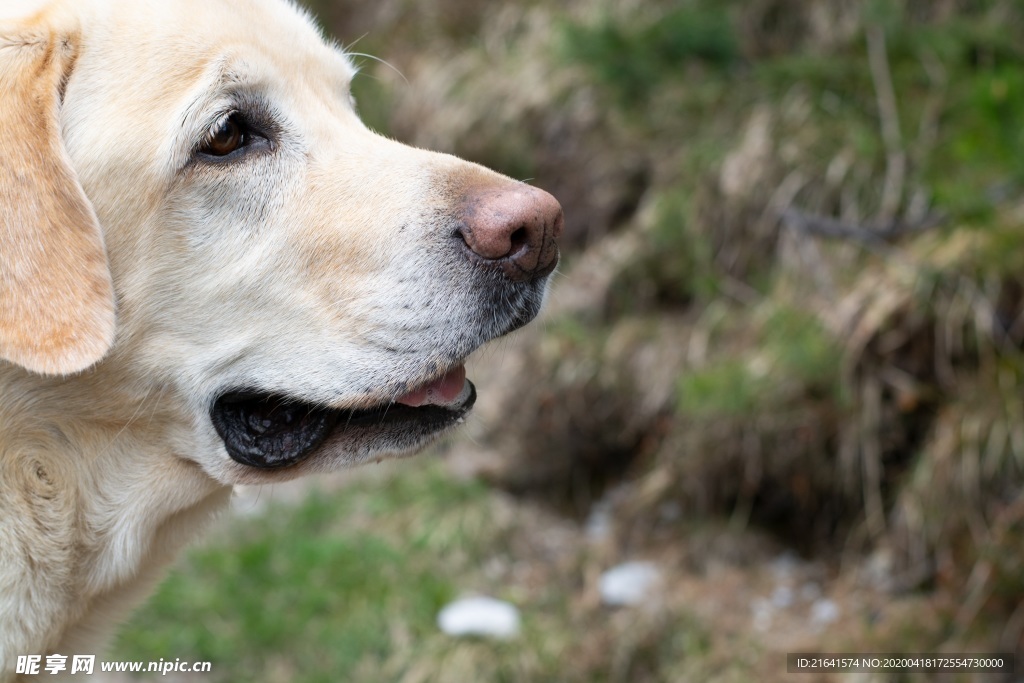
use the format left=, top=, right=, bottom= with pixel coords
left=211, top=366, right=476, bottom=469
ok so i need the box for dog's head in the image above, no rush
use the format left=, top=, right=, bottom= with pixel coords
left=0, top=0, right=561, bottom=484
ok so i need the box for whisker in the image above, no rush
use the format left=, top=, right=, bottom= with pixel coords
left=347, top=51, right=409, bottom=85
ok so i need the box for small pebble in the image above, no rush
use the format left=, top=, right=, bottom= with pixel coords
left=437, top=596, right=521, bottom=640
left=771, top=585, right=794, bottom=609
left=585, top=501, right=613, bottom=542
left=599, top=561, right=662, bottom=606
left=771, top=551, right=800, bottom=580
left=811, top=598, right=840, bottom=626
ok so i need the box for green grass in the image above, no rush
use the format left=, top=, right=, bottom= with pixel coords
left=559, top=3, right=737, bottom=105
left=677, top=305, right=844, bottom=419
left=111, top=459, right=739, bottom=682
left=113, top=463, right=493, bottom=681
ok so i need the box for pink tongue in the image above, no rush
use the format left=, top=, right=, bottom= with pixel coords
left=395, top=365, right=467, bottom=407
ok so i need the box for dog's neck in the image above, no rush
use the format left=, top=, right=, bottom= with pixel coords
left=0, top=365, right=230, bottom=675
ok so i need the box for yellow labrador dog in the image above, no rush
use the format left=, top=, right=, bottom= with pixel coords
left=0, top=0, right=561, bottom=676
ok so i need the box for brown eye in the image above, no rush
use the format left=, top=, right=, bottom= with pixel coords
left=201, top=115, right=245, bottom=157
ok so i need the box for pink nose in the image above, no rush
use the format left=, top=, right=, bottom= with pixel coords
left=457, top=183, right=563, bottom=282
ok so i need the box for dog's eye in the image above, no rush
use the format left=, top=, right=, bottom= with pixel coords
left=199, top=114, right=250, bottom=157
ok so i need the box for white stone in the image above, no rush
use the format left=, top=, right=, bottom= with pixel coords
left=437, top=596, right=521, bottom=640
left=599, top=561, right=662, bottom=607
left=584, top=500, right=613, bottom=542
left=771, top=585, right=795, bottom=609
left=770, top=551, right=800, bottom=580
left=811, top=598, right=840, bottom=625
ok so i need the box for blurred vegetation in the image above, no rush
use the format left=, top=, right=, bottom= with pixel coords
left=559, top=4, right=738, bottom=103
left=118, top=468, right=474, bottom=680
left=114, top=462, right=730, bottom=682
left=117, top=0, right=1024, bottom=679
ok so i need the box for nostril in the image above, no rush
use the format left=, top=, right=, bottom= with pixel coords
left=456, top=223, right=530, bottom=261
left=509, top=226, right=529, bottom=256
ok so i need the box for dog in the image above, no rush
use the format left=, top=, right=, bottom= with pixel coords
left=0, top=0, right=562, bottom=676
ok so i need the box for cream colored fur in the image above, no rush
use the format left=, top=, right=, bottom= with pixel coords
left=0, top=0, right=548, bottom=678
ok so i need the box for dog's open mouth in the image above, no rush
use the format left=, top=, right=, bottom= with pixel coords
left=210, top=366, right=476, bottom=469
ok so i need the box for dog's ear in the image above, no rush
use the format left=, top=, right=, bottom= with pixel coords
left=0, top=25, right=116, bottom=375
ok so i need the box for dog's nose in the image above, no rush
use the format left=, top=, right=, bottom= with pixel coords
left=457, top=183, right=563, bottom=282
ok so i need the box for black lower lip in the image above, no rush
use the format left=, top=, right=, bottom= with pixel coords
left=211, top=384, right=476, bottom=470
